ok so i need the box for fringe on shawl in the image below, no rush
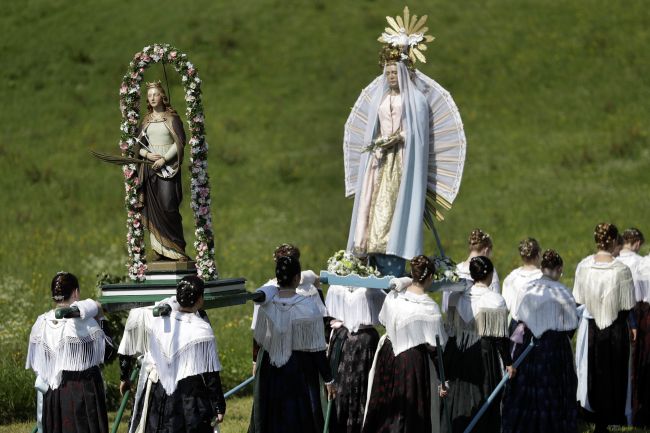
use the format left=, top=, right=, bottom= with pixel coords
left=575, top=265, right=636, bottom=329
left=118, top=308, right=151, bottom=356
left=390, top=313, right=447, bottom=356
left=517, top=299, right=579, bottom=338
left=325, top=286, right=385, bottom=332
left=446, top=307, right=508, bottom=350
left=253, top=308, right=326, bottom=368
left=148, top=335, right=221, bottom=395
left=26, top=325, right=105, bottom=390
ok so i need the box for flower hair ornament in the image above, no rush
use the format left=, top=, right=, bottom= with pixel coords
left=378, top=6, right=435, bottom=65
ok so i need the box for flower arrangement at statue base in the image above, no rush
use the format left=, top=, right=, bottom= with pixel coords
left=326, top=250, right=380, bottom=277
left=432, top=256, right=460, bottom=283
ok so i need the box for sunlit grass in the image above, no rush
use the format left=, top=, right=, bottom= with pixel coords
left=1, top=0, right=649, bottom=428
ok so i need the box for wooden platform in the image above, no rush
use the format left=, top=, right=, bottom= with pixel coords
left=99, top=277, right=255, bottom=312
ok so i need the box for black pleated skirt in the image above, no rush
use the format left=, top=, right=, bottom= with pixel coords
left=42, top=366, right=108, bottom=433
left=442, top=337, right=503, bottom=433
left=328, top=326, right=380, bottom=433
left=502, top=329, right=578, bottom=433
left=582, top=311, right=630, bottom=426
left=633, top=302, right=650, bottom=427
left=362, top=339, right=436, bottom=433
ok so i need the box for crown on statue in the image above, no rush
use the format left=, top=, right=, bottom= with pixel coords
left=146, top=80, right=163, bottom=89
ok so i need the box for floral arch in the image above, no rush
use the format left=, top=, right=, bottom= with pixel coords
left=118, top=43, right=216, bottom=281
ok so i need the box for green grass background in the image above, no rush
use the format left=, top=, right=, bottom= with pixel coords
left=1, top=0, right=649, bottom=430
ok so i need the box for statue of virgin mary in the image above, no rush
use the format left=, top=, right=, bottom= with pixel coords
left=344, top=8, right=466, bottom=276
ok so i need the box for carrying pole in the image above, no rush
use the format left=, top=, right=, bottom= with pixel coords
left=462, top=339, right=535, bottom=433
left=436, top=335, right=452, bottom=432
left=110, top=366, right=140, bottom=433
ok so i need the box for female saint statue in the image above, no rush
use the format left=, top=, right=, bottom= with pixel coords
left=136, top=81, right=189, bottom=261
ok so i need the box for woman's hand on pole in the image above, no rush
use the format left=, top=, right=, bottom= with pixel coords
left=326, top=382, right=337, bottom=400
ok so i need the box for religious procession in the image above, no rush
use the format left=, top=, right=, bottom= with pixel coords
left=4, top=2, right=649, bottom=433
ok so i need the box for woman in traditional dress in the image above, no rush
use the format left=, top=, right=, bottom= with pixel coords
left=325, top=282, right=385, bottom=433
left=502, top=249, right=579, bottom=433
left=502, top=237, right=543, bottom=318
left=632, top=236, right=650, bottom=428
left=26, top=272, right=109, bottom=433
left=142, top=276, right=226, bottom=432
left=249, top=256, right=335, bottom=433
left=574, top=223, right=637, bottom=433
left=362, top=255, right=447, bottom=433
left=442, top=256, right=513, bottom=433
left=346, top=11, right=436, bottom=278
left=443, top=229, right=500, bottom=312
left=136, top=81, right=189, bottom=261
left=617, top=228, right=644, bottom=277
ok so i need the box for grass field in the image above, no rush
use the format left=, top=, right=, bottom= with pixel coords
left=1, top=0, right=649, bottom=431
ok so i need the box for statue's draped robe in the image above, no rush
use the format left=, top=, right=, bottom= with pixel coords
left=347, top=62, right=430, bottom=260
left=136, top=112, right=188, bottom=260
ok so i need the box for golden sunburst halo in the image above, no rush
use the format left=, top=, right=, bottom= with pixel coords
left=378, top=6, right=435, bottom=64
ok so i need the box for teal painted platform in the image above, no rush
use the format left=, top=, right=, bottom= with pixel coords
left=99, top=277, right=255, bottom=312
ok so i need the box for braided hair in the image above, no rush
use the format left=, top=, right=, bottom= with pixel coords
left=410, top=255, right=435, bottom=284
left=276, top=256, right=301, bottom=287
left=594, top=223, right=619, bottom=251
left=468, top=229, right=493, bottom=253
left=518, top=237, right=541, bottom=262
left=273, top=243, right=301, bottom=262
left=176, top=275, right=205, bottom=308
left=51, top=271, right=79, bottom=302
left=541, top=249, right=563, bottom=270
left=623, top=228, right=645, bottom=245
left=469, top=256, right=494, bottom=282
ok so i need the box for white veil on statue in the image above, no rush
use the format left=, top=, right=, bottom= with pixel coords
left=344, top=8, right=466, bottom=260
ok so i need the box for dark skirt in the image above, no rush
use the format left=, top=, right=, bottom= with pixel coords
left=502, top=329, right=578, bottom=433
left=144, top=372, right=225, bottom=433
left=249, top=350, right=327, bottom=433
left=328, top=326, right=380, bottom=433
left=142, top=165, right=187, bottom=258
left=42, top=366, right=108, bottom=433
left=633, top=301, right=650, bottom=427
left=442, top=337, right=504, bottom=433
left=582, top=310, right=630, bottom=426
left=362, top=339, right=437, bottom=433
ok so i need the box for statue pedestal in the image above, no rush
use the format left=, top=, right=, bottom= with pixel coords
left=99, top=262, right=253, bottom=312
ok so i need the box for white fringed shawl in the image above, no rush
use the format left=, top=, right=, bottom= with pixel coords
left=515, top=277, right=579, bottom=338
left=442, top=260, right=500, bottom=312
left=635, top=256, right=650, bottom=303
left=251, top=270, right=324, bottom=330
left=325, top=285, right=386, bottom=332
left=379, top=290, right=447, bottom=356
left=118, top=296, right=180, bottom=356
left=147, top=311, right=221, bottom=395
left=502, top=267, right=543, bottom=318
left=447, top=283, right=508, bottom=350
left=253, top=293, right=327, bottom=367
left=573, top=258, right=636, bottom=330
left=26, top=300, right=105, bottom=390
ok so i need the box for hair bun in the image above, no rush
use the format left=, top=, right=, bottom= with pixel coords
left=469, top=256, right=494, bottom=282
left=594, top=223, right=619, bottom=250
left=518, top=238, right=541, bottom=261
left=541, top=249, right=563, bottom=269
left=468, top=229, right=493, bottom=252
left=410, top=255, right=435, bottom=283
